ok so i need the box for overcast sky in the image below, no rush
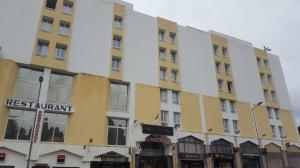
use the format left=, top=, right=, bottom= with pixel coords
left=125, top=0, right=300, bottom=125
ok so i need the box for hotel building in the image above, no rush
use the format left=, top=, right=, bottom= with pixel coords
left=0, top=0, right=299, bottom=167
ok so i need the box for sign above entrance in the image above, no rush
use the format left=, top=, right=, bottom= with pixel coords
left=5, top=99, right=74, bottom=113
left=142, top=124, right=173, bottom=136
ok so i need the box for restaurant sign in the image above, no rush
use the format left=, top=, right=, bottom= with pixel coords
left=142, top=124, right=173, bottom=136
left=5, top=99, right=74, bottom=113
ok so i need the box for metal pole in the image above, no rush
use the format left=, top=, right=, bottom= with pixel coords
left=251, top=102, right=264, bottom=168
left=26, top=76, right=43, bottom=168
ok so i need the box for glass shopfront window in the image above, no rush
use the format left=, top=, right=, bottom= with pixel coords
left=47, top=73, right=73, bottom=104
left=4, top=109, right=35, bottom=140
left=41, top=113, right=68, bottom=142
left=107, top=118, right=128, bottom=145
left=13, top=68, right=43, bottom=101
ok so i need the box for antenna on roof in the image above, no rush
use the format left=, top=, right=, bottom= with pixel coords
left=263, top=46, right=271, bottom=52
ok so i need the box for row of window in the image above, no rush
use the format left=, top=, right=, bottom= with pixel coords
left=161, top=110, right=181, bottom=128
left=158, top=29, right=176, bottom=44
left=260, top=73, right=274, bottom=85
left=271, top=125, right=284, bottom=138
left=160, top=89, right=180, bottom=104
left=220, top=99, right=236, bottom=113
left=159, top=48, right=178, bottom=63
left=41, top=16, right=71, bottom=36
left=218, top=79, right=234, bottom=93
left=36, top=39, right=68, bottom=59
left=257, top=57, right=269, bottom=69
left=160, top=67, right=179, bottom=82
left=45, top=0, right=73, bottom=15
left=223, top=118, right=239, bottom=134
left=215, top=62, right=231, bottom=75
left=213, top=45, right=228, bottom=57
left=264, top=89, right=278, bottom=102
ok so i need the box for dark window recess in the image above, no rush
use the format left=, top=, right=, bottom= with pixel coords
left=46, top=0, right=57, bottom=9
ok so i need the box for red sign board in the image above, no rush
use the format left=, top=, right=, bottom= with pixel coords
left=34, top=111, right=43, bottom=142
left=0, top=152, right=6, bottom=161
left=57, top=153, right=65, bottom=163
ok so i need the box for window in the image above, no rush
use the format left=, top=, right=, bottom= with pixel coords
left=223, top=119, right=229, bottom=133
left=171, top=50, right=177, bottom=63
left=41, top=16, right=53, bottom=32
left=107, top=118, right=128, bottom=145
left=174, top=112, right=181, bottom=128
left=213, top=44, right=219, bottom=56
left=227, top=81, right=234, bottom=93
left=271, top=125, right=277, bottom=138
left=267, top=75, right=273, bottom=85
left=215, top=62, right=221, bottom=73
left=161, top=110, right=169, bottom=126
left=260, top=73, right=266, bottom=83
left=222, top=47, right=228, bottom=57
left=59, top=21, right=70, bottom=36
left=218, top=79, right=224, bottom=91
left=63, top=0, right=73, bottom=14
left=264, top=60, right=269, bottom=68
left=267, top=108, right=273, bottom=119
left=271, top=91, right=277, bottom=102
left=264, top=89, right=269, bottom=100
left=41, top=113, right=67, bottom=142
left=160, top=89, right=168, bottom=103
left=257, top=58, right=262, bottom=67
left=220, top=99, right=226, bottom=112
left=225, top=64, right=231, bottom=75
left=274, top=109, right=280, bottom=120
left=229, top=101, right=235, bottom=113
left=13, top=68, right=43, bottom=101
left=278, top=126, right=284, bottom=138
left=172, top=91, right=180, bottom=104
left=47, top=73, right=73, bottom=104
left=36, top=40, right=49, bottom=56
left=4, top=110, right=35, bottom=140
left=109, top=83, right=128, bottom=112
left=170, top=32, right=176, bottom=44
left=232, top=120, right=239, bottom=134
left=158, top=29, right=165, bottom=41
left=114, top=15, right=123, bottom=28
left=45, top=0, right=57, bottom=10
left=159, top=48, right=166, bottom=60
left=172, top=69, right=178, bottom=82
left=113, top=35, right=122, bottom=49
left=55, top=44, right=67, bottom=59
left=160, top=67, right=167, bottom=80
left=112, top=57, right=121, bottom=71
left=178, top=136, right=204, bottom=154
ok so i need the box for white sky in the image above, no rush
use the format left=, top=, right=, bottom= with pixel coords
left=125, top=0, right=300, bottom=125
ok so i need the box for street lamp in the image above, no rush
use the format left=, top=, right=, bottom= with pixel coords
left=26, top=76, right=43, bottom=168
left=251, top=101, right=265, bottom=168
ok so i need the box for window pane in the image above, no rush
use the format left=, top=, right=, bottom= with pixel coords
left=41, top=122, right=55, bottom=142
left=118, top=95, right=128, bottom=111
left=109, top=93, right=119, bottom=111
left=59, top=87, right=72, bottom=104
left=53, top=123, right=66, bottom=142
left=18, top=68, right=31, bottom=80
left=49, top=73, right=62, bottom=85
left=14, top=80, right=28, bottom=99
left=4, top=119, right=20, bottom=140
left=18, top=120, right=33, bottom=140
left=27, top=82, right=40, bottom=100
left=117, top=128, right=127, bottom=145
left=108, top=127, right=117, bottom=145
left=47, top=85, right=60, bottom=103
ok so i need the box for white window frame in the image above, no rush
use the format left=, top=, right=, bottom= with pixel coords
left=232, top=120, right=239, bottom=134
left=160, top=67, right=167, bottom=80
left=171, top=50, right=177, bottom=63
left=170, top=32, right=176, bottom=44
left=113, top=35, right=122, bottom=49
left=229, top=101, right=236, bottom=113
left=218, top=79, right=224, bottom=91
left=271, top=125, right=277, bottom=138
left=220, top=99, right=226, bottom=112
left=36, top=40, right=49, bottom=56
left=213, top=44, right=219, bottom=56
left=112, top=57, right=121, bottom=71
left=47, top=73, right=73, bottom=104
left=63, top=0, right=73, bottom=15
left=274, top=109, right=280, bottom=120
left=55, top=44, right=67, bottom=59
left=172, top=69, right=178, bottom=82
left=107, top=118, right=128, bottom=145
left=159, top=29, right=165, bottom=41
left=41, top=16, right=53, bottom=32
left=172, top=91, right=180, bottom=105
left=114, top=15, right=123, bottom=28
left=159, top=48, right=166, bottom=60
left=222, top=47, right=228, bottom=58
left=173, top=112, right=181, bottom=128
left=215, top=62, right=221, bottom=73
left=227, top=81, right=234, bottom=93
left=223, top=119, right=230, bottom=133
left=59, top=21, right=70, bottom=36
left=225, top=64, right=231, bottom=75
left=160, top=89, right=168, bottom=103
left=267, top=108, right=273, bottom=119
left=161, top=110, right=169, bottom=126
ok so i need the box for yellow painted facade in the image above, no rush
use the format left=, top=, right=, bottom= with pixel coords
left=203, top=95, right=224, bottom=135
left=236, top=102, right=256, bottom=138
left=157, top=17, right=181, bottom=90
left=110, top=3, right=126, bottom=80
left=280, top=109, right=299, bottom=141
left=135, top=83, right=160, bottom=125
left=0, top=59, right=18, bottom=139
left=180, top=92, right=202, bottom=132
left=65, top=73, right=109, bottom=145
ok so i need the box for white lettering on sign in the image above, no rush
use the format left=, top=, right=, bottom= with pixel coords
left=5, top=99, right=74, bottom=113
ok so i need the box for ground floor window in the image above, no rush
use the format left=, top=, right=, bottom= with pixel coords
left=107, top=118, right=128, bottom=145
left=4, top=109, right=35, bottom=140
left=41, top=112, right=68, bottom=142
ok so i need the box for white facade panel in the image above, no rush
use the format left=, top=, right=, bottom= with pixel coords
left=0, top=0, right=42, bottom=64
left=268, top=54, right=292, bottom=110
left=68, top=0, right=113, bottom=77
left=123, top=11, right=158, bottom=86
left=178, top=26, right=218, bottom=97
left=227, top=38, right=265, bottom=104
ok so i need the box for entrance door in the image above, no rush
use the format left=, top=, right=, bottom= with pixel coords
left=214, top=160, right=233, bottom=168
left=242, top=157, right=260, bottom=168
